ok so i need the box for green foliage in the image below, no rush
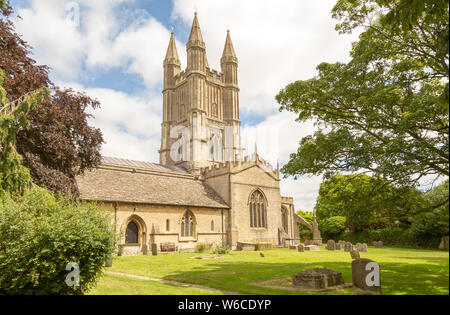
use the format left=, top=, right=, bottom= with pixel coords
left=0, top=68, right=48, bottom=196
left=337, top=228, right=441, bottom=249
left=213, top=244, right=230, bottom=255
left=297, top=210, right=313, bottom=239
left=0, top=187, right=116, bottom=295
left=409, top=180, right=449, bottom=238
left=277, top=0, right=449, bottom=199
left=321, top=216, right=347, bottom=238
left=316, top=174, right=420, bottom=232
left=0, top=0, right=8, bottom=10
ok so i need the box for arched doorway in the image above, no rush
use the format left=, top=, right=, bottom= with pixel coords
left=125, top=221, right=139, bottom=244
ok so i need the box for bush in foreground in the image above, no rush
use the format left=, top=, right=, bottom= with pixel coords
left=0, top=188, right=116, bottom=295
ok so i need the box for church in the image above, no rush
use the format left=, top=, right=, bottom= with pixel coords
left=76, top=14, right=317, bottom=255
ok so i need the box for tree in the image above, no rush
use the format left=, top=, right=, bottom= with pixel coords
left=0, top=68, right=47, bottom=195
left=277, top=1, right=449, bottom=206
left=409, top=180, right=449, bottom=238
left=320, top=216, right=347, bottom=238
left=316, top=174, right=421, bottom=232
left=0, top=6, right=103, bottom=196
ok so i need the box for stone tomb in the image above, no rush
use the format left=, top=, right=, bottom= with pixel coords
left=293, top=268, right=345, bottom=290
left=304, top=245, right=321, bottom=251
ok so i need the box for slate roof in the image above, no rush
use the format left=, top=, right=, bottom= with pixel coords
left=76, top=157, right=229, bottom=209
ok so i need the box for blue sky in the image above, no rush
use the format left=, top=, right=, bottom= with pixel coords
left=9, top=0, right=360, bottom=210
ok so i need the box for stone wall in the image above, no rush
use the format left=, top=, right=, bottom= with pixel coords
left=103, top=202, right=229, bottom=255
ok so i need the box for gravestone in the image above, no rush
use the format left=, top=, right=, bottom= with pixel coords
left=350, top=250, right=360, bottom=260
left=358, top=243, right=368, bottom=252
left=344, top=242, right=353, bottom=252
left=352, top=259, right=382, bottom=295
left=373, top=241, right=384, bottom=248
left=293, top=268, right=345, bottom=290
left=151, top=243, right=158, bottom=256
left=439, top=236, right=449, bottom=250
left=335, top=243, right=341, bottom=250
left=298, top=244, right=305, bottom=252
left=105, top=258, right=113, bottom=268
left=326, top=240, right=336, bottom=251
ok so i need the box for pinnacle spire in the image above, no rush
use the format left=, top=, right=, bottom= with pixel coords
left=187, top=13, right=205, bottom=47
left=222, top=30, right=236, bottom=58
left=164, top=32, right=181, bottom=66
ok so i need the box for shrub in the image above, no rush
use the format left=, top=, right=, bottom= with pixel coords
left=195, top=242, right=213, bottom=253
left=0, top=188, right=116, bottom=295
left=213, top=244, right=230, bottom=255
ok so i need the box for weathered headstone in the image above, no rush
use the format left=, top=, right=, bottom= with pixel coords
left=151, top=243, right=158, bottom=256
left=105, top=258, right=113, bottom=268
left=352, top=259, right=382, bottom=295
left=439, top=236, right=449, bottom=250
left=373, top=241, right=383, bottom=248
left=344, top=242, right=353, bottom=252
left=298, top=244, right=305, bottom=252
left=142, top=244, right=148, bottom=255
left=335, top=243, right=341, bottom=250
left=326, top=240, right=336, bottom=251
left=358, top=243, right=368, bottom=252
left=350, top=250, right=360, bottom=260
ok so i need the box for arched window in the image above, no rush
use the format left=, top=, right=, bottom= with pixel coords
left=281, top=208, right=288, bottom=232
left=181, top=211, right=195, bottom=237
left=249, top=190, right=267, bottom=228
left=125, top=221, right=139, bottom=244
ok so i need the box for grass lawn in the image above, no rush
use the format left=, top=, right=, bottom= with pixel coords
left=90, top=246, right=449, bottom=295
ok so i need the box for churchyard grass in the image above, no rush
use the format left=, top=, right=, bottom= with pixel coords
left=90, top=247, right=449, bottom=295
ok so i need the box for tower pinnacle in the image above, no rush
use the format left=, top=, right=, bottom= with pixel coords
left=222, top=30, right=237, bottom=60
left=187, top=13, right=205, bottom=49
left=164, top=32, right=181, bottom=67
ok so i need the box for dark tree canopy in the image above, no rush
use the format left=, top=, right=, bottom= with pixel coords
left=0, top=6, right=103, bottom=196
left=277, top=0, right=449, bottom=199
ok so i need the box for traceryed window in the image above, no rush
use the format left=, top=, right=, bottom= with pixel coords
left=249, top=190, right=267, bottom=228
left=181, top=211, right=195, bottom=237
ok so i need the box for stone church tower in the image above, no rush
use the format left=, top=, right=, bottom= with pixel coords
left=159, top=13, right=243, bottom=174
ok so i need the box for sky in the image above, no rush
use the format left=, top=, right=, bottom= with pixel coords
left=9, top=0, right=360, bottom=211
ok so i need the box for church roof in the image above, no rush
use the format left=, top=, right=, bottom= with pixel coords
left=76, top=157, right=229, bottom=209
